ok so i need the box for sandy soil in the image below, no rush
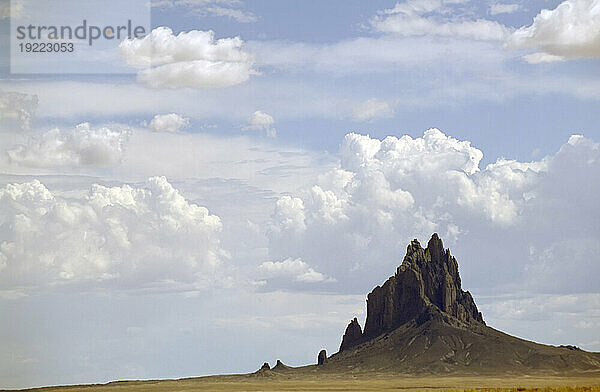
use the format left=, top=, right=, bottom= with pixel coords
left=6, top=373, right=600, bottom=392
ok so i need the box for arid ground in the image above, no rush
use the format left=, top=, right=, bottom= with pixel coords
left=5, top=373, right=600, bottom=392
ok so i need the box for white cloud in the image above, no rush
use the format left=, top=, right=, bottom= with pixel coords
left=267, top=129, right=600, bottom=295
left=151, top=0, right=257, bottom=23
left=267, top=129, right=512, bottom=288
left=148, top=113, right=190, bottom=132
left=0, top=91, right=38, bottom=131
left=372, top=0, right=510, bottom=41
left=0, top=176, right=225, bottom=290
left=351, top=98, right=394, bottom=122
left=119, top=27, right=257, bottom=89
left=258, top=258, right=333, bottom=283
left=242, top=110, right=276, bottom=137
left=6, top=122, right=129, bottom=168
left=490, top=3, right=521, bottom=15
left=136, top=60, right=255, bottom=89
left=508, top=0, right=600, bottom=61
left=522, top=52, right=566, bottom=64
left=0, top=127, right=333, bottom=197
left=270, top=196, right=307, bottom=236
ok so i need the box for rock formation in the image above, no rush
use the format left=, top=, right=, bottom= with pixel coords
left=259, top=362, right=270, bottom=370
left=317, top=349, right=327, bottom=365
left=322, top=234, right=600, bottom=374
left=254, top=234, right=600, bottom=375
left=340, top=233, right=484, bottom=350
left=339, top=317, right=363, bottom=351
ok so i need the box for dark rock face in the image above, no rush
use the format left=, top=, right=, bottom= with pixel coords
left=260, top=362, right=270, bottom=370
left=340, top=233, right=485, bottom=351
left=317, top=349, right=327, bottom=365
left=339, top=317, right=363, bottom=351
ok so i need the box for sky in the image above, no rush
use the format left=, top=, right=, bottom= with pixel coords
left=0, top=0, right=599, bottom=388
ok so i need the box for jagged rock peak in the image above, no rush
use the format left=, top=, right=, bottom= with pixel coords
left=399, top=233, right=482, bottom=324
left=339, top=233, right=484, bottom=352
left=339, top=317, right=363, bottom=352
left=259, top=362, right=270, bottom=371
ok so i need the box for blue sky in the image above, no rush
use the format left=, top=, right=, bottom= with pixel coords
left=1, top=0, right=600, bottom=389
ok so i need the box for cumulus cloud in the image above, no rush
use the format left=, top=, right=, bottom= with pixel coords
left=373, top=0, right=510, bottom=41
left=119, top=27, right=257, bottom=89
left=507, top=0, right=600, bottom=62
left=6, top=122, right=129, bottom=167
left=0, top=91, right=38, bottom=131
left=258, top=258, right=334, bottom=283
left=151, top=0, right=257, bottom=23
left=242, top=110, right=276, bottom=137
left=267, top=129, right=599, bottom=295
left=267, top=129, right=507, bottom=289
left=0, top=176, right=225, bottom=291
left=351, top=98, right=394, bottom=122
left=490, top=3, right=521, bottom=15
left=148, top=113, right=190, bottom=132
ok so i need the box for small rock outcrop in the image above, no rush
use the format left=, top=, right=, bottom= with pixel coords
left=340, top=233, right=485, bottom=351
left=339, top=317, right=363, bottom=351
left=317, top=349, right=327, bottom=365
left=272, top=359, right=290, bottom=371
left=259, top=362, right=270, bottom=370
